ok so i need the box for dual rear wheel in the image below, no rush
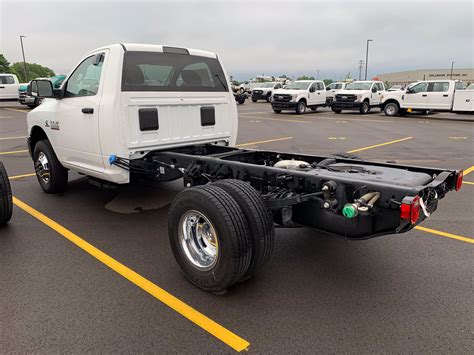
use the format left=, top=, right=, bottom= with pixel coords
left=168, top=179, right=274, bottom=293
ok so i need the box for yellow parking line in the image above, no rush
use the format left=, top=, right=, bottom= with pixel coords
left=9, top=172, right=36, bottom=180
left=0, top=149, right=28, bottom=155
left=236, top=136, right=293, bottom=147
left=463, top=166, right=474, bottom=176
left=3, top=108, right=30, bottom=113
left=414, top=226, right=474, bottom=244
left=0, top=135, right=27, bottom=141
left=347, top=137, right=413, bottom=153
left=463, top=181, right=474, bottom=185
left=12, top=196, right=250, bottom=352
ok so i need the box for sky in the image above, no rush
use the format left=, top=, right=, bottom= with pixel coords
left=1, top=0, right=473, bottom=81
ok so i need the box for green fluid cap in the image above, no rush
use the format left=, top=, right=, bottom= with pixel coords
left=342, top=204, right=357, bottom=218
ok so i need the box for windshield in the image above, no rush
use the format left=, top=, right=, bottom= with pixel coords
left=345, top=82, right=372, bottom=90
left=257, top=82, right=275, bottom=88
left=467, top=83, right=474, bottom=90
left=285, top=81, right=311, bottom=90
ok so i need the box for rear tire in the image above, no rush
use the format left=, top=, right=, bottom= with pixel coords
left=310, top=106, right=317, bottom=111
left=168, top=185, right=252, bottom=293
left=266, top=93, right=272, bottom=103
left=359, top=100, right=370, bottom=114
left=0, top=162, right=13, bottom=225
left=296, top=100, right=306, bottom=115
left=213, top=179, right=274, bottom=280
left=384, top=102, right=399, bottom=116
left=33, top=140, right=68, bottom=194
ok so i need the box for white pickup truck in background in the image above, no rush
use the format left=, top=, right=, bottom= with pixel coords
left=251, top=82, right=283, bottom=102
left=331, top=81, right=385, bottom=114
left=325, top=82, right=347, bottom=104
left=271, top=80, right=327, bottom=114
left=0, top=73, right=20, bottom=100
left=380, top=80, right=473, bottom=116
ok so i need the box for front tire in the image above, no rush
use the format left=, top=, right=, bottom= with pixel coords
left=265, top=93, right=272, bottom=103
left=0, top=162, right=13, bottom=225
left=168, top=185, right=252, bottom=293
left=384, top=102, right=399, bottom=116
left=296, top=100, right=306, bottom=115
left=251, top=98, right=257, bottom=103
left=359, top=100, right=370, bottom=114
left=273, top=109, right=282, bottom=114
left=33, top=140, right=68, bottom=194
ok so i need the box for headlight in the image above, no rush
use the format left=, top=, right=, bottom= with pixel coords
left=355, top=94, right=362, bottom=101
left=292, top=94, right=297, bottom=100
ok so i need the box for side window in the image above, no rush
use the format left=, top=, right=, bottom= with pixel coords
left=310, top=82, right=317, bottom=91
left=327, top=83, right=335, bottom=90
left=65, top=54, right=104, bottom=97
left=377, top=83, right=384, bottom=91
left=317, top=82, right=324, bottom=90
left=335, top=84, right=343, bottom=89
left=0, top=76, right=15, bottom=84
left=429, top=82, right=449, bottom=92
left=410, top=82, right=428, bottom=93
left=275, top=83, right=281, bottom=89
left=454, top=81, right=464, bottom=90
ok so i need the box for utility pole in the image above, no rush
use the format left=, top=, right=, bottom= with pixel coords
left=450, top=61, right=455, bottom=79
left=19, top=35, right=28, bottom=82
left=316, top=69, right=319, bottom=80
left=357, top=60, right=365, bottom=80
left=365, top=39, right=373, bottom=80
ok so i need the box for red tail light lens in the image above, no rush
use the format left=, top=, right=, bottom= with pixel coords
left=400, top=195, right=420, bottom=224
left=455, top=170, right=463, bottom=191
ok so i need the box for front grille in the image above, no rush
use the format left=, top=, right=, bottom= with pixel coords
left=335, top=94, right=357, bottom=102
left=272, top=94, right=292, bottom=102
left=253, top=90, right=263, bottom=95
left=19, top=92, right=27, bottom=99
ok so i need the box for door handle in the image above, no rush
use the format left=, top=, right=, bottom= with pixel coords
left=0, top=86, right=5, bottom=89
left=422, top=94, right=427, bottom=97
left=317, top=92, right=320, bottom=95
left=443, top=94, right=448, bottom=97
left=81, top=108, right=94, bottom=114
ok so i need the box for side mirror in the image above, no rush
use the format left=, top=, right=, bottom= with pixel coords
left=406, top=88, right=413, bottom=94
left=309, top=87, right=315, bottom=93
left=326, top=87, right=330, bottom=91
left=28, top=80, right=54, bottom=98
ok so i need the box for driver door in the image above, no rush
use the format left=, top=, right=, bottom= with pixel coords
left=403, top=82, right=428, bottom=109
left=54, top=50, right=108, bottom=173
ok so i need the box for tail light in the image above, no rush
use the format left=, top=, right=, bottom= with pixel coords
left=400, top=195, right=420, bottom=224
left=455, top=170, right=463, bottom=191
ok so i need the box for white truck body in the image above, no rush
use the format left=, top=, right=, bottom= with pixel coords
left=251, top=82, right=284, bottom=102
left=325, top=82, right=347, bottom=102
left=27, top=43, right=237, bottom=184
left=331, top=81, right=386, bottom=114
left=0, top=73, right=20, bottom=100
left=271, top=80, right=327, bottom=114
left=380, top=80, right=473, bottom=115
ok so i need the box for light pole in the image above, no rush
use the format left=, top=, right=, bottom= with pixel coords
left=364, top=39, right=373, bottom=80
left=450, top=61, right=455, bottom=79
left=19, top=35, right=28, bottom=82
left=316, top=69, right=319, bottom=80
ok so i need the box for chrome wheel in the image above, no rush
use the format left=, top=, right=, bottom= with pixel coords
left=35, top=152, right=50, bottom=184
left=179, top=210, right=219, bottom=270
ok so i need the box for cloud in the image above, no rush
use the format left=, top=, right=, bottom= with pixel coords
left=1, top=0, right=472, bottom=80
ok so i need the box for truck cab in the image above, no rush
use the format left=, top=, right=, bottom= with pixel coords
left=380, top=80, right=473, bottom=116
left=271, top=80, right=327, bottom=114
left=27, top=44, right=237, bottom=185
left=251, top=82, right=283, bottom=102
left=0, top=73, right=19, bottom=100
left=332, top=80, right=385, bottom=114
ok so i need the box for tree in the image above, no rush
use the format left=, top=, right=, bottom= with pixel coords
left=296, top=75, right=315, bottom=80
left=323, top=79, right=333, bottom=86
left=0, top=54, right=10, bottom=73
left=10, top=62, right=55, bottom=82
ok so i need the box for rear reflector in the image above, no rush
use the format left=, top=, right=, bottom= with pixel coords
left=400, top=195, right=420, bottom=224
left=455, top=170, right=463, bottom=191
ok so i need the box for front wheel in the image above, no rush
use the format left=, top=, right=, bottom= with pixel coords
left=273, top=109, right=282, bottom=114
left=296, top=100, right=306, bottom=115
left=359, top=101, right=370, bottom=114
left=33, top=140, right=68, bottom=193
left=239, top=87, right=245, bottom=94
left=251, top=98, right=257, bottom=103
left=168, top=185, right=252, bottom=293
left=0, top=162, right=13, bottom=225
left=266, top=94, right=272, bottom=103
left=384, top=102, right=399, bottom=116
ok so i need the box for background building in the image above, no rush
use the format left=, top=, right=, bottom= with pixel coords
left=377, top=68, right=474, bottom=86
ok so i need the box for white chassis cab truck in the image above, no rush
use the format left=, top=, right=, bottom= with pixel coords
left=325, top=82, right=347, bottom=105
left=0, top=73, right=20, bottom=100
left=331, top=81, right=385, bottom=114
left=271, top=80, right=327, bottom=114
left=27, top=44, right=462, bottom=293
left=380, top=80, right=474, bottom=116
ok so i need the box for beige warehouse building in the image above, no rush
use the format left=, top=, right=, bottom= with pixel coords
left=377, top=68, right=474, bottom=86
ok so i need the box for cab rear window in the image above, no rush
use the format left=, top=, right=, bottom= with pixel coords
left=121, top=51, right=228, bottom=92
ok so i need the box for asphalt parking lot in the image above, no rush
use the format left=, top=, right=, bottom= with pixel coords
left=1, top=101, right=473, bottom=353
